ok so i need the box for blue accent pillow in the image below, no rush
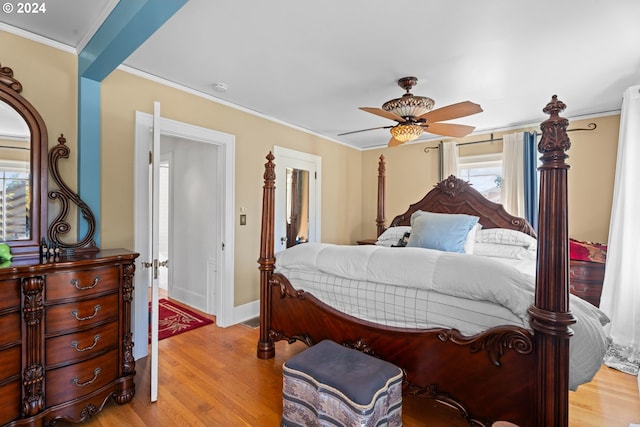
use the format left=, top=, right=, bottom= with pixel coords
left=406, top=211, right=480, bottom=253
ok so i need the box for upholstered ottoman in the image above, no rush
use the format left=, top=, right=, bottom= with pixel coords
left=282, top=340, right=403, bottom=427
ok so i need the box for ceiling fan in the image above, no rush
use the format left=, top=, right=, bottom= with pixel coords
left=340, top=77, right=483, bottom=147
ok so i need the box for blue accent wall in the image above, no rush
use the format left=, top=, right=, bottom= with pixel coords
left=77, top=0, right=187, bottom=245
left=77, top=77, right=102, bottom=243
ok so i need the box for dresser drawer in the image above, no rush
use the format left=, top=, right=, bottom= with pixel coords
left=45, top=349, right=119, bottom=407
left=569, top=281, right=603, bottom=301
left=569, top=261, right=605, bottom=282
left=0, top=379, right=20, bottom=426
left=46, top=293, right=119, bottom=335
left=46, top=321, right=119, bottom=368
left=569, top=260, right=605, bottom=307
left=0, top=280, right=20, bottom=311
left=0, top=346, right=21, bottom=382
left=45, top=266, right=119, bottom=301
left=0, top=312, right=20, bottom=346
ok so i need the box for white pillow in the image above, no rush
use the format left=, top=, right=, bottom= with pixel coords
left=475, top=228, right=537, bottom=249
left=473, top=242, right=537, bottom=260
left=463, top=223, right=482, bottom=254
left=375, top=226, right=411, bottom=246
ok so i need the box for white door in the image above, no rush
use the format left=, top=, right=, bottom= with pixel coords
left=273, top=146, right=321, bottom=252
left=149, top=102, right=167, bottom=402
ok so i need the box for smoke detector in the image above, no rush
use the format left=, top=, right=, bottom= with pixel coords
left=212, top=82, right=228, bottom=93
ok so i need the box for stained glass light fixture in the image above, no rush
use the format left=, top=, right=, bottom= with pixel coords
left=389, top=124, right=424, bottom=142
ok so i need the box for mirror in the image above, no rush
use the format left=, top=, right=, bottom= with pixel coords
left=285, top=167, right=309, bottom=248
left=0, top=101, right=30, bottom=241
left=0, top=63, right=48, bottom=258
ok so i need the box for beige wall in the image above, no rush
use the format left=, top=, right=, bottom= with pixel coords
left=100, top=70, right=362, bottom=306
left=3, top=29, right=361, bottom=307
left=1, top=30, right=78, bottom=233
left=3, top=28, right=619, bottom=309
left=567, top=115, right=619, bottom=242
left=361, top=114, right=619, bottom=244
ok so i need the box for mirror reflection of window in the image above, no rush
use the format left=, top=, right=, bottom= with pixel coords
left=0, top=160, right=30, bottom=240
left=0, top=100, right=32, bottom=242
left=286, top=167, right=309, bottom=248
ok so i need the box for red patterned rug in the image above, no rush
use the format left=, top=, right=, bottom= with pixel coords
left=149, top=298, right=214, bottom=341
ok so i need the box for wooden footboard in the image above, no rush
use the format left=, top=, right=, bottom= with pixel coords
left=269, top=273, right=536, bottom=426
left=258, top=96, right=574, bottom=427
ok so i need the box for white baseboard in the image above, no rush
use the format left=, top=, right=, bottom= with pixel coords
left=230, top=299, right=260, bottom=327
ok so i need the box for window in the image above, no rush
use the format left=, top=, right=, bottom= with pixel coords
left=458, top=153, right=502, bottom=203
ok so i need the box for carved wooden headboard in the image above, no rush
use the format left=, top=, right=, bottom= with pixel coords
left=387, top=175, right=537, bottom=238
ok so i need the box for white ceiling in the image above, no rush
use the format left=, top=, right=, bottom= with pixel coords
left=2, top=0, right=640, bottom=149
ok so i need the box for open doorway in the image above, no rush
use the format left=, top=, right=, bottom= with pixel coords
left=133, top=111, right=236, bottom=361
left=158, top=134, right=219, bottom=312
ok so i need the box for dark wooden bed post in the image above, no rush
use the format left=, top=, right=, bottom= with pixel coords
left=528, top=96, right=576, bottom=426
left=257, top=152, right=276, bottom=359
left=376, top=155, right=386, bottom=237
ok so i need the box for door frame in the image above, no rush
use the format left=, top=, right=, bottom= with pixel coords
left=133, top=112, right=236, bottom=359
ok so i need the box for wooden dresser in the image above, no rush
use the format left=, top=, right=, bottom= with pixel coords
left=569, top=259, right=605, bottom=307
left=0, top=249, right=138, bottom=427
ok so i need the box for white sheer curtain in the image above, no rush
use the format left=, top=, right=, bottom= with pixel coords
left=501, top=132, right=525, bottom=217
left=600, top=85, right=640, bottom=383
left=441, top=141, right=459, bottom=179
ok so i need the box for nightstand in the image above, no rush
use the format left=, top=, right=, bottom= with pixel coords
left=569, top=259, right=605, bottom=307
left=356, top=238, right=377, bottom=245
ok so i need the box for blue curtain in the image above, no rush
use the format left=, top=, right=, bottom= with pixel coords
left=523, top=132, right=539, bottom=232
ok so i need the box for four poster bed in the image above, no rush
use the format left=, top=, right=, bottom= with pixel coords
left=257, top=96, right=609, bottom=426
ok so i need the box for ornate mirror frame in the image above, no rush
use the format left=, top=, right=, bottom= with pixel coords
left=0, top=63, right=48, bottom=258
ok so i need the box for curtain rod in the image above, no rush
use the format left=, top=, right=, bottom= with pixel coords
left=423, top=122, right=597, bottom=153
left=0, top=145, right=29, bottom=150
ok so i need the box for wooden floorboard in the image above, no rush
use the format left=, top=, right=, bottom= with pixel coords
left=56, top=303, right=640, bottom=427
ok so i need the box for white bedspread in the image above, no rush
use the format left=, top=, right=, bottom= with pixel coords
left=275, top=243, right=610, bottom=390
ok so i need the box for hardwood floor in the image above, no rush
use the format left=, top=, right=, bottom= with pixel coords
left=56, top=303, right=640, bottom=427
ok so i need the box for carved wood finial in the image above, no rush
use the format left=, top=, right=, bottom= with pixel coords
left=263, top=151, right=275, bottom=185
left=435, top=175, right=471, bottom=198
left=378, top=154, right=385, bottom=174
left=543, top=94, right=566, bottom=117
left=0, top=63, right=22, bottom=93
left=539, top=95, right=571, bottom=160
left=48, top=134, right=98, bottom=254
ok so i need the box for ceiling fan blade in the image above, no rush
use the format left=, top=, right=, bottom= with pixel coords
left=359, top=107, right=405, bottom=122
left=388, top=137, right=405, bottom=147
left=423, top=122, right=475, bottom=138
left=418, top=101, right=483, bottom=122
left=337, top=125, right=393, bottom=136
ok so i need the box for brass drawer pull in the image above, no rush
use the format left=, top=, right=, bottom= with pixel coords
left=571, top=284, right=587, bottom=293
left=71, top=367, right=102, bottom=387
left=71, top=304, right=101, bottom=321
left=70, top=334, right=101, bottom=352
left=71, top=276, right=101, bottom=290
